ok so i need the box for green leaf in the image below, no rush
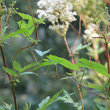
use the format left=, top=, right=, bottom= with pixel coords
left=24, top=103, right=31, bottom=110
left=1, top=28, right=27, bottom=41
left=47, top=55, right=79, bottom=70
left=17, top=20, right=34, bottom=36
left=35, top=49, right=51, bottom=57
left=33, top=61, right=56, bottom=70
left=57, top=90, right=81, bottom=109
left=76, top=42, right=92, bottom=51
left=21, top=62, right=38, bottom=72
left=20, top=72, right=38, bottom=76
left=76, top=58, right=110, bottom=77
left=1, top=26, right=7, bottom=36
left=96, top=103, right=106, bottom=110
left=3, top=102, right=12, bottom=110
left=57, top=90, right=74, bottom=104
left=85, top=83, right=105, bottom=91
left=3, top=67, right=18, bottom=77
left=17, top=20, right=27, bottom=29
left=37, top=90, right=62, bottom=110
left=13, top=61, right=22, bottom=72
left=18, top=12, right=45, bottom=24
left=38, top=96, right=50, bottom=110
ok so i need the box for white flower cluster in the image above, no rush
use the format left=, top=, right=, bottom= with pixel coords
left=84, top=23, right=99, bottom=40
left=37, top=0, right=77, bottom=37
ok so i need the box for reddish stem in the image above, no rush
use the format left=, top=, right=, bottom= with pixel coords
left=0, top=4, right=18, bottom=110
left=63, top=37, right=84, bottom=110
left=0, top=45, right=12, bottom=82
left=105, top=43, right=110, bottom=74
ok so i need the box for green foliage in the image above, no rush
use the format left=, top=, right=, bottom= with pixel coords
left=34, top=55, right=79, bottom=70
left=1, top=12, right=45, bottom=42
left=3, top=61, right=38, bottom=83
left=76, top=58, right=110, bottom=77
left=21, top=62, right=38, bottom=72
left=96, top=103, right=107, bottom=110
left=0, top=106, right=4, bottom=110
left=18, top=12, right=45, bottom=24
left=13, top=60, right=38, bottom=73
left=57, top=90, right=82, bottom=110
left=85, top=83, right=105, bottom=91
left=37, top=90, right=62, bottom=110
left=3, top=102, right=12, bottom=110
left=24, top=103, right=31, bottom=110
left=3, top=67, right=18, bottom=77
left=1, top=29, right=26, bottom=41
left=13, top=60, right=22, bottom=72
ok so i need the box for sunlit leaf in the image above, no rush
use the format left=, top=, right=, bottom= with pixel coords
left=85, top=83, right=105, bottom=91
left=1, top=28, right=28, bottom=41
left=3, top=67, right=18, bottom=77
left=33, top=61, right=56, bottom=70
left=18, top=12, right=45, bottom=24
left=21, top=62, right=38, bottom=72
left=47, top=55, right=79, bottom=70
left=76, top=58, right=110, bottom=77
left=3, top=102, right=12, bottom=110
left=13, top=61, right=22, bottom=72
left=37, top=90, right=62, bottom=110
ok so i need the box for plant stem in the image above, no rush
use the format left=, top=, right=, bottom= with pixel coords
left=12, top=85, right=18, bottom=110
left=28, top=0, right=37, bottom=40
left=63, top=37, right=84, bottom=110
left=0, top=4, right=18, bottom=110
left=105, top=42, right=110, bottom=74
left=0, top=45, right=18, bottom=110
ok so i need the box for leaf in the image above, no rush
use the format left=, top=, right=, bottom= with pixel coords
left=3, top=67, right=18, bottom=77
left=47, top=55, right=79, bottom=70
left=20, top=72, right=38, bottom=76
left=76, top=58, right=110, bottom=77
left=17, top=20, right=34, bottom=36
left=21, top=62, right=38, bottom=72
left=76, top=42, right=92, bottom=51
left=3, top=102, right=12, bottom=110
left=57, top=90, right=74, bottom=104
left=38, top=96, right=50, bottom=110
left=35, top=49, right=51, bottom=57
left=1, top=28, right=27, bottom=41
left=57, top=90, right=80, bottom=109
left=85, top=83, right=105, bottom=91
left=1, top=26, right=7, bottom=36
left=18, top=12, right=45, bottom=24
left=33, top=61, right=56, bottom=70
left=13, top=61, right=22, bottom=72
left=96, top=103, right=106, bottom=110
left=24, top=103, right=31, bottom=110
left=37, top=90, right=62, bottom=110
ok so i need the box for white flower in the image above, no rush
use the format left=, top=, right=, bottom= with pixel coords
left=36, top=0, right=77, bottom=36
left=84, top=23, right=99, bottom=39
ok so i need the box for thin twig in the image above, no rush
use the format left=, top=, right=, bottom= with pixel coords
left=69, top=17, right=84, bottom=110
left=28, top=0, right=37, bottom=40
left=14, top=43, right=35, bottom=61
left=63, top=36, right=84, bottom=110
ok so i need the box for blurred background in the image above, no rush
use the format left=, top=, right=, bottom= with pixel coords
left=0, top=0, right=107, bottom=110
